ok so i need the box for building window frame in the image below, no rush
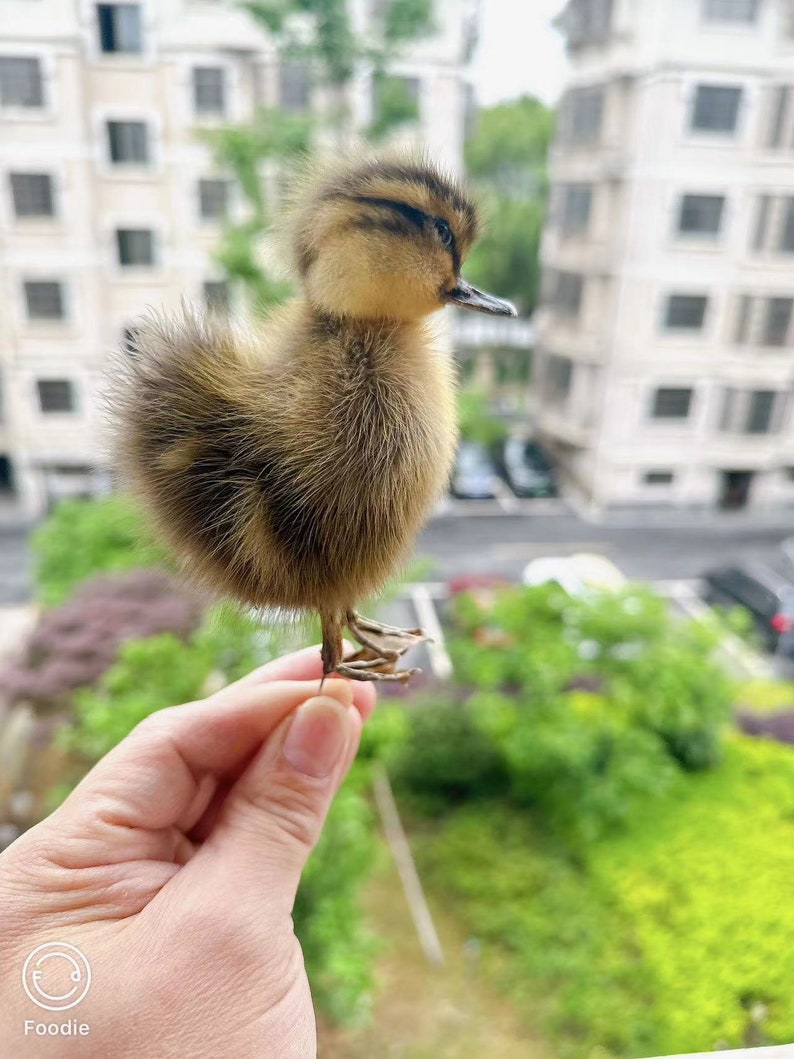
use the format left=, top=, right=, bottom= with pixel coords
left=650, top=387, right=694, bottom=421
left=197, top=178, right=230, bottom=221
left=676, top=192, right=725, bottom=238
left=9, top=172, right=55, bottom=219
left=690, top=83, right=743, bottom=135
left=96, top=3, right=144, bottom=56
left=701, top=0, right=759, bottom=24
left=36, top=378, right=77, bottom=414
left=192, top=65, right=227, bottom=118
left=663, top=293, right=709, bottom=331
left=23, top=280, right=67, bottom=322
left=0, top=55, right=45, bottom=110
left=115, top=227, right=156, bottom=268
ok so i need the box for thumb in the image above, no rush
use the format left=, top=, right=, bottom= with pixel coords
left=205, top=691, right=362, bottom=907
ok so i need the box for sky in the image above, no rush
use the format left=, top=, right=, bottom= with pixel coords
left=470, top=0, right=570, bottom=106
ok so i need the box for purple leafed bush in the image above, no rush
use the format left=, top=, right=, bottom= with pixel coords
left=1, top=569, right=204, bottom=713
left=737, top=709, right=794, bottom=746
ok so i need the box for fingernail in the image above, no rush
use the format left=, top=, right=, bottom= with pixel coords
left=283, top=697, right=350, bottom=779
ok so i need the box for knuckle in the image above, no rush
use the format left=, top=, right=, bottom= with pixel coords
left=237, top=774, right=324, bottom=852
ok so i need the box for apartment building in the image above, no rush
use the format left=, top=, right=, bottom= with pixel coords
left=0, top=0, right=475, bottom=516
left=535, top=0, right=794, bottom=510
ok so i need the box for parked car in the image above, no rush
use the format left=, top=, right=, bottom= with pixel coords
left=449, top=442, right=500, bottom=500
left=702, top=562, right=794, bottom=653
left=494, top=437, right=557, bottom=498
left=522, top=553, right=626, bottom=597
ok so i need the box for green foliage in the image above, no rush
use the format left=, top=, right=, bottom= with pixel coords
left=418, top=736, right=794, bottom=1056
left=294, top=768, right=377, bottom=1025
left=463, top=95, right=553, bottom=315
left=456, top=386, right=509, bottom=447
left=369, top=73, right=420, bottom=139
left=395, top=584, right=733, bottom=845
left=465, top=96, right=554, bottom=194
left=464, top=195, right=547, bottom=317
left=381, top=0, right=434, bottom=44
left=389, top=700, right=506, bottom=808
left=32, top=496, right=168, bottom=606
left=736, top=678, right=794, bottom=714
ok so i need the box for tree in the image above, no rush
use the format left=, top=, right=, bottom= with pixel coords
left=211, top=0, right=435, bottom=311
left=463, top=95, right=554, bottom=315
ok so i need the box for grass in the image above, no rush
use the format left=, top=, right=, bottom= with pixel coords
left=407, top=734, right=794, bottom=1058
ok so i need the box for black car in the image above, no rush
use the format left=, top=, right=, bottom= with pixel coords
left=450, top=442, right=499, bottom=500
left=494, top=438, right=557, bottom=498
left=702, top=562, right=794, bottom=653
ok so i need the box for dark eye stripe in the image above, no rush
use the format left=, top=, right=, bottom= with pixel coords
left=351, top=195, right=429, bottom=229
left=351, top=196, right=460, bottom=272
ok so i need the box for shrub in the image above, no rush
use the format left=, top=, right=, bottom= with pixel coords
left=399, top=583, right=733, bottom=843
left=417, top=736, right=794, bottom=1057
left=388, top=699, right=507, bottom=807
left=32, top=495, right=169, bottom=605
left=1, top=569, right=203, bottom=713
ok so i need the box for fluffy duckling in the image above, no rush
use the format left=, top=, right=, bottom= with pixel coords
left=112, top=154, right=515, bottom=682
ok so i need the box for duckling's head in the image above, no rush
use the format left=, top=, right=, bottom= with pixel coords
left=290, top=155, right=516, bottom=322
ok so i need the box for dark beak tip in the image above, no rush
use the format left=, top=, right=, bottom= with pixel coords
left=446, top=278, right=518, bottom=318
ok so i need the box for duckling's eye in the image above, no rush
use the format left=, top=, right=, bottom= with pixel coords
left=433, top=218, right=454, bottom=249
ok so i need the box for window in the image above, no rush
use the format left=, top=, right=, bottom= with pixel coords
left=116, top=228, right=154, bottom=266
left=752, top=194, right=794, bottom=253
left=0, top=57, right=43, bottom=107
left=97, top=4, right=143, bottom=54
left=763, top=297, right=793, bottom=346
left=691, top=84, right=742, bottom=132
left=193, top=66, right=226, bottom=116
left=644, top=470, right=675, bottom=485
left=544, top=354, right=573, bottom=404
left=703, top=0, right=759, bottom=21
left=677, top=194, right=725, bottom=236
left=24, top=281, right=64, bottom=320
left=559, top=183, right=593, bottom=233
left=720, top=387, right=787, bottom=433
left=548, top=271, right=585, bottom=317
left=767, top=85, right=792, bottom=148
left=664, top=294, right=708, bottom=330
left=747, top=390, right=776, bottom=433
left=198, top=178, right=229, bottom=220
left=37, top=379, right=75, bottom=413
left=10, top=173, right=53, bottom=217
left=651, top=388, right=693, bottom=419
left=782, top=198, right=794, bottom=251
left=279, top=62, right=311, bottom=111
left=560, top=0, right=614, bottom=47
left=558, top=85, right=605, bottom=145
left=204, top=280, right=230, bottom=314
left=107, top=120, right=149, bottom=164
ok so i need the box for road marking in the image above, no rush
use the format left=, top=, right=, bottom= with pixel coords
left=409, top=583, right=454, bottom=681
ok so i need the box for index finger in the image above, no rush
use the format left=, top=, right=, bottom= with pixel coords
left=227, top=644, right=377, bottom=720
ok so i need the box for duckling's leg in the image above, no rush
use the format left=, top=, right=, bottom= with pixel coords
left=333, top=610, right=429, bottom=683
left=320, top=610, right=345, bottom=679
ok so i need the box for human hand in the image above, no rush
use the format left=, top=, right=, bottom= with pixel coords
left=0, top=647, right=375, bottom=1058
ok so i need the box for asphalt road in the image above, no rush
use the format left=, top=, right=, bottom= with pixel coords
left=416, top=503, right=794, bottom=584
left=1, top=501, right=793, bottom=605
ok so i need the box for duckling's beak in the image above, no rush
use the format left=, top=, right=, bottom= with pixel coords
left=445, top=278, right=517, bottom=317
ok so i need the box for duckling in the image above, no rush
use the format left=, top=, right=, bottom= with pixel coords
left=111, top=154, right=516, bottom=682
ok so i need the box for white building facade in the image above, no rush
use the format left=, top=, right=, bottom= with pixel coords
left=535, top=0, right=794, bottom=510
left=0, top=0, right=475, bottom=516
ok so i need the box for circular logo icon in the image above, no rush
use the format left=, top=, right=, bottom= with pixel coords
left=22, top=942, right=91, bottom=1012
